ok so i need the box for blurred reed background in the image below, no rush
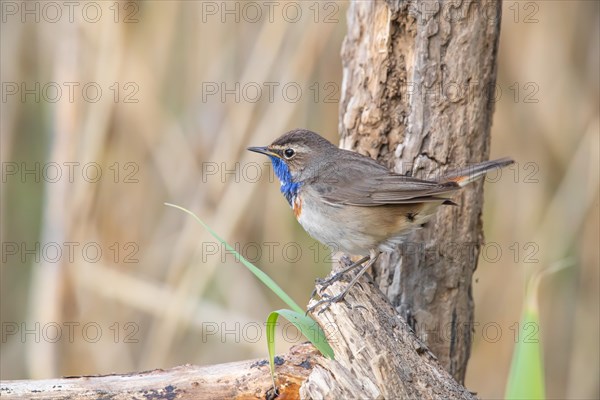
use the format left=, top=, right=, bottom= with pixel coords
left=0, top=1, right=598, bottom=399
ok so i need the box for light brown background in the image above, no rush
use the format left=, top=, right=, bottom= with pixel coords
left=1, top=2, right=598, bottom=399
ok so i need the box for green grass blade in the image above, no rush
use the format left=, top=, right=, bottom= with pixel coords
left=266, top=309, right=335, bottom=386
left=266, top=312, right=279, bottom=389
left=164, top=203, right=304, bottom=314
left=274, top=309, right=334, bottom=359
left=505, top=306, right=545, bottom=400
left=505, top=260, right=571, bottom=400
left=165, top=203, right=335, bottom=364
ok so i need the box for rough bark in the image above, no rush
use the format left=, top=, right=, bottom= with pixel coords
left=0, top=344, right=317, bottom=400
left=338, top=0, right=502, bottom=382
left=301, top=259, right=476, bottom=399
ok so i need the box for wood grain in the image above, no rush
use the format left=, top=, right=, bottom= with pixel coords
left=338, top=0, right=503, bottom=382
left=302, top=259, right=476, bottom=399
left=1, top=344, right=317, bottom=400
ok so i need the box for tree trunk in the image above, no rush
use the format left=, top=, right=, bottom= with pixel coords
left=302, top=259, right=476, bottom=399
left=338, top=0, right=502, bottom=383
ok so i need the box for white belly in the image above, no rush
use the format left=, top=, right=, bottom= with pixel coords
left=295, top=195, right=376, bottom=255
left=294, top=190, right=440, bottom=256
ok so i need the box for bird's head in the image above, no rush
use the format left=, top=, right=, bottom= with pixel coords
left=247, top=129, right=336, bottom=203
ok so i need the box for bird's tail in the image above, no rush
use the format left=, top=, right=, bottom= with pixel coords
left=443, top=157, right=514, bottom=187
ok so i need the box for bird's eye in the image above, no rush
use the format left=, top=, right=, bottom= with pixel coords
left=283, top=148, right=295, bottom=159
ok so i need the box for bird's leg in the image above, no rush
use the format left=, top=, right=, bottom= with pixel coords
left=316, top=255, right=370, bottom=287
left=311, top=255, right=370, bottom=299
left=308, top=251, right=380, bottom=315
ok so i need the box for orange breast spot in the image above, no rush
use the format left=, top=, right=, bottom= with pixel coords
left=293, top=196, right=302, bottom=219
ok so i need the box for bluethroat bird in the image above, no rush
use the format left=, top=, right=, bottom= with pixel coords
left=248, top=129, right=514, bottom=313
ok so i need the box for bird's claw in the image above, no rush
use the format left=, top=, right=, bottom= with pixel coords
left=306, top=292, right=346, bottom=315
left=316, top=272, right=345, bottom=287
left=308, top=254, right=376, bottom=314
left=340, top=255, right=354, bottom=267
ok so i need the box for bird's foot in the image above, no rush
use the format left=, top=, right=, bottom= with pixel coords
left=306, top=292, right=347, bottom=315
left=307, top=252, right=380, bottom=315
left=340, top=255, right=354, bottom=267
left=315, top=271, right=346, bottom=290
left=310, top=280, right=337, bottom=301
left=312, top=255, right=370, bottom=297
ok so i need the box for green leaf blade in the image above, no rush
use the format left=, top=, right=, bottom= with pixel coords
left=164, top=203, right=303, bottom=314
left=505, top=305, right=545, bottom=400
left=274, top=309, right=334, bottom=359
left=164, top=203, right=335, bottom=366
left=266, top=309, right=334, bottom=383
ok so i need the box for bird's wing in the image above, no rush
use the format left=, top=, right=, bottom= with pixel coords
left=317, top=174, right=459, bottom=206
left=311, top=151, right=460, bottom=206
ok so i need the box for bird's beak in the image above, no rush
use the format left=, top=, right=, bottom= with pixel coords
left=247, top=146, right=279, bottom=158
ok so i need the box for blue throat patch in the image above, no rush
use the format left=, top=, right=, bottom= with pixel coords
left=268, top=155, right=300, bottom=206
